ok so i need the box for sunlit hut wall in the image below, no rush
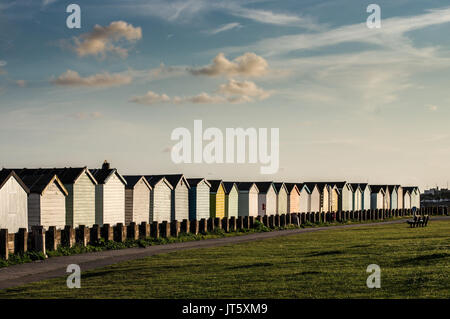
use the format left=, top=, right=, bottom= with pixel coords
left=90, top=162, right=127, bottom=226
left=329, top=184, right=340, bottom=212
left=236, top=182, right=259, bottom=217
left=123, top=176, right=152, bottom=225
left=413, top=187, right=421, bottom=209
left=332, top=182, right=353, bottom=212
left=396, top=185, right=403, bottom=210
left=255, top=182, right=277, bottom=216
left=403, top=187, right=420, bottom=209
left=285, top=183, right=300, bottom=214
left=350, top=183, right=363, bottom=211
left=145, top=176, right=173, bottom=223
left=3, top=167, right=97, bottom=227
left=164, top=175, right=190, bottom=221
left=208, top=180, right=226, bottom=219
left=0, top=171, right=29, bottom=232
left=315, top=183, right=330, bottom=213
left=359, top=183, right=371, bottom=210
left=304, top=183, right=321, bottom=213
left=20, top=173, right=67, bottom=230
left=370, top=185, right=386, bottom=209
left=403, top=189, right=411, bottom=209
left=223, top=182, right=239, bottom=218
left=274, top=183, right=288, bottom=215
left=187, top=178, right=211, bottom=221
left=387, top=185, right=398, bottom=210
left=296, top=183, right=311, bottom=213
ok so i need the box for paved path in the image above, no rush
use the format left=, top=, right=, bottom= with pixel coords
left=1, top=217, right=448, bottom=290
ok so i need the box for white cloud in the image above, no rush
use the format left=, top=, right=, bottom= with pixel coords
left=189, top=52, right=268, bottom=77
left=175, top=92, right=226, bottom=104
left=235, top=7, right=450, bottom=56
left=72, top=21, right=142, bottom=58
left=224, top=4, right=319, bottom=29
left=206, top=22, right=242, bottom=35
left=120, top=0, right=319, bottom=28
left=129, top=91, right=171, bottom=104
left=52, top=70, right=132, bottom=87
left=217, top=79, right=271, bottom=100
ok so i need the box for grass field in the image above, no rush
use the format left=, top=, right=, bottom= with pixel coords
left=1, top=219, right=449, bottom=299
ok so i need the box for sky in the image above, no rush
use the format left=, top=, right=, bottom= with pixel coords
left=1, top=0, right=450, bottom=191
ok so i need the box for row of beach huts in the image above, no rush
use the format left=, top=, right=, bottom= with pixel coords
left=0, top=161, right=420, bottom=233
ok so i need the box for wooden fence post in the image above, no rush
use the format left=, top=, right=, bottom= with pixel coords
left=171, top=221, right=180, bottom=237
left=76, top=225, right=90, bottom=246
left=190, top=220, right=199, bottom=235
left=31, top=226, right=46, bottom=255
left=90, top=224, right=101, bottom=243
left=0, top=229, right=8, bottom=260
left=139, top=222, right=150, bottom=239
left=15, top=228, right=28, bottom=254
left=150, top=221, right=160, bottom=239
left=46, top=226, right=59, bottom=251
left=101, top=224, right=113, bottom=241
left=127, top=222, right=139, bottom=241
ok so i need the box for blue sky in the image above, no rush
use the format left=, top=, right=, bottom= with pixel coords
left=1, top=0, right=450, bottom=190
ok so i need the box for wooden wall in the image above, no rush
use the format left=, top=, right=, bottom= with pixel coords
left=151, top=182, right=172, bottom=222
left=72, top=172, right=96, bottom=227
left=0, top=177, right=28, bottom=232
left=225, top=186, right=238, bottom=218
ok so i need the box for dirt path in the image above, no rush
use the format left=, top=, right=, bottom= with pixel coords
left=1, top=217, right=448, bottom=290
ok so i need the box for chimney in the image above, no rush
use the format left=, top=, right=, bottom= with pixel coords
left=102, top=160, right=110, bottom=170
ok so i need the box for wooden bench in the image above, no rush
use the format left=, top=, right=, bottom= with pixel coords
left=407, top=215, right=429, bottom=228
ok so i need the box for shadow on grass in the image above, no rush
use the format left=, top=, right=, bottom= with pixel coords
left=307, top=250, right=343, bottom=257
left=396, top=253, right=450, bottom=266
left=226, top=262, right=273, bottom=270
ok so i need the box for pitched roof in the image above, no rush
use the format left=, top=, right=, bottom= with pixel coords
left=403, top=186, right=419, bottom=193
left=123, top=175, right=151, bottom=190
left=254, top=182, right=274, bottom=194
left=273, top=182, right=286, bottom=193
left=386, top=185, right=398, bottom=194
left=207, top=180, right=224, bottom=193
left=350, top=183, right=361, bottom=192
left=1, top=167, right=97, bottom=185
left=359, top=183, right=370, bottom=191
left=223, top=182, right=237, bottom=194
left=236, top=182, right=258, bottom=192
left=295, top=183, right=311, bottom=193
left=186, top=178, right=210, bottom=188
left=89, top=168, right=126, bottom=185
left=19, top=173, right=68, bottom=195
left=0, top=170, right=30, bottom=193
left=147, top=174, right=189, bottom=189
left=304, top=183, right=318, bottom=192
left=370, top=185, right=386, bottom=193
left=284, top=183, right=299, bottom=194
left=144, top=175, right=174, bottom=190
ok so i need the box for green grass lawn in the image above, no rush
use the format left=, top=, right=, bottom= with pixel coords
left=1, top=220, right=449, bottom=299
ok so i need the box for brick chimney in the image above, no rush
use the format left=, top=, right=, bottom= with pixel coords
left=102, top=160, right=110, bottom=170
